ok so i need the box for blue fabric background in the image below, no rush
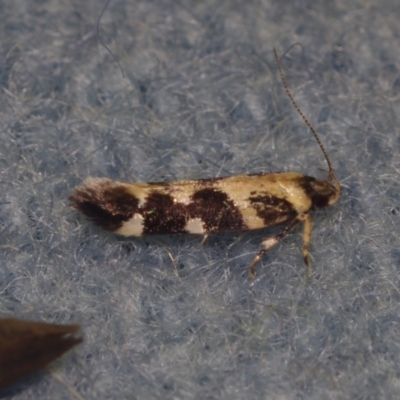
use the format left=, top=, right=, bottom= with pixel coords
left=1, top=0, right=399, bottom=398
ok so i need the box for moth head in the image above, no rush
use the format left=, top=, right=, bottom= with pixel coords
left=303, top=175, right=340, bottom=208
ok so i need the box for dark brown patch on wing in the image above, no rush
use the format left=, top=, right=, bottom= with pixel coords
left=249, top=194, right=297, bottom=225
left=140, top=188, right=245, bottom=234
left=69, top=179, right=139, bottom=231
left=187, top=188, right=245, bottom=232
left=141, top=192, right=187, bottom=234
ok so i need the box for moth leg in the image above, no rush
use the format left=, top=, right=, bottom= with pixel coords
left=298, top=213, right=312, bottom=274
left=200, top=234, right=209, bottom=245
left=248, top=218, right=300, bottom=279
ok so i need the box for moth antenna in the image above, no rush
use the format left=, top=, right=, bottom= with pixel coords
left=273, top=47, right=337, bottom=184
left=97, top=0, right=125, bottom=79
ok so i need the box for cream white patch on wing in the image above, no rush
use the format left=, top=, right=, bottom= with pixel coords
left=239, top=206, right=265, bottom=230
left=167, top=186, right=196, bottom=205
left=185, top=218, right=205, bottom=234
left=126, top=184, right=152, bottom=207
left=214, top=173, right=312, bottom=213
left=117, top=213, right=144, bottom=236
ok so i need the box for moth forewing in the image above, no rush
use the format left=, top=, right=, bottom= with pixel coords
left=69, top=48, right=340, bottom=277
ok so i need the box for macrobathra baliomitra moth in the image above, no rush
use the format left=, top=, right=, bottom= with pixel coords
left=69, top=48, right=340, bottom=278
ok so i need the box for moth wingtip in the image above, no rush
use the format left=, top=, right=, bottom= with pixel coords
left=68, top=177, right=111, bottom=207
left=69, top=177, right=139, bottom=233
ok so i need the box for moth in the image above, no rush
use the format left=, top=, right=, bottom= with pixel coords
left=69, top=48, right=340, bottom=278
